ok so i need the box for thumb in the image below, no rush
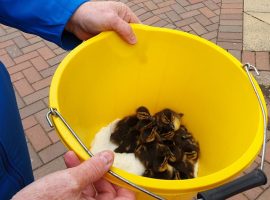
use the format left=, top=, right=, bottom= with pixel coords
left=110, top=17, right=137, bottom=45
left=64, top=151, right=81, bottom=168
left=71, top=150, right=114, bottom=188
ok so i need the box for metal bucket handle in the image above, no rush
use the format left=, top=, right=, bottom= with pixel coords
left=46, top=63, right=267, bottom=200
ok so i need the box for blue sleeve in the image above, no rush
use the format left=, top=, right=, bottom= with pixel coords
left=0, top=0, right=88, bottom=50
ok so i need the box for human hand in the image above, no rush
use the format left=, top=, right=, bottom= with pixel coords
left=12, top=150, right=135, bottom=200
left=66, top=1, right=140, bottom=44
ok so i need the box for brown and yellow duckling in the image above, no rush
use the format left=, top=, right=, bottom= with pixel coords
left=111, top=106, right=153, bottom=153
left=135, top=140, right=174, bottom=174
left=164, top=140, right=183, bottom=163
left=172, top=158, right=196, bottom=179
left=139, top=125, right=158, bottom=143
left=136, top=106, right=155, bottom=130
left=143, top=164, right=175, bottom=180
left=136, top=106, right=152, bottom=120
left=174, top=125, right=200, bottom=160
left=154, top=109, right=183, bottom=141
left=114, top=128, right=140, bottom=153
left=171, top=125, right=199, bottom=179
left=110, top=115, right=138, bottom=145
left=154, top=108, right=183, bottom=131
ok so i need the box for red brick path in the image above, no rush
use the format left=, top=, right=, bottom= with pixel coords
left=0, top=0, right=269, bottom=199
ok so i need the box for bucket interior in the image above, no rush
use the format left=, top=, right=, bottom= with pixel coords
left=50, top=25, right=264, bottom=195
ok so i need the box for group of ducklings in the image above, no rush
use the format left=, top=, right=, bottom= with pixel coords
left=110, top=106, right=199, bottom=180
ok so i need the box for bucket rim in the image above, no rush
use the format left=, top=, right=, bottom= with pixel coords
left=49, top=24, right=265, bottom=193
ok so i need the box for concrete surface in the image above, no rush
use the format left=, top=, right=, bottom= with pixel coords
left=244, top=0, right=270, bottom=51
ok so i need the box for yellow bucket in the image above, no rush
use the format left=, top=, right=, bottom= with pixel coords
left=49, top=24, right=266, bottom=199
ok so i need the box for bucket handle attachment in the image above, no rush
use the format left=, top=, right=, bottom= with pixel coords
left=197, top=63, right=268, bottom=200
left=46, top=108, right=165, bottom=200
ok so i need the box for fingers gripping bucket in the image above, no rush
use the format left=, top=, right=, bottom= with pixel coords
left=47, top=24, right=267, bottom=199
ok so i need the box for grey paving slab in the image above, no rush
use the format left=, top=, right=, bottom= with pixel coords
left=247, top=12, right=270, bottom=25
left=243, top=13, right=270, bottom=51
left=33, top=157, right=66, bottom=179
left=27, top=142, right=43, bottom=170
left=244, top=0, right=270, bottom=12
left=253, top=71, right=270, bottom=86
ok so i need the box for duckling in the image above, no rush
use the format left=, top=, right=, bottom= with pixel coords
left=136, top=107, right=155, bottom=131
left=154, top=109, right=183, bottom=139
left=160, top=130, right=176, bottom=141
left=185, top=151, right=199, bottom=164
left=171, top=126, right=199, bottom=179
left=162, top=140, right=177, bottom=163
left=172, top=159, right=195, bottom=179
left=152, top=170, right=174, bottom=180
left=143, top=169, right=154, bottom=177
left=135, top=141, right=171, bottom=172
left=155, top=109, right=183, bottom=130
left=181, top=160, right=196, bottom=179
left=136, top=106, right=152, bottom=120
left=110, top=115, right=138, bottom=145
left=114, top=129, right=140, bottom=153
left=143, top=164, right=175, bottom=180
left=134, top=143, right=152, bottom=168
left=153, top=155, right=169, bottom=172
left=140, top=126, right=158, bottom=143
left=167, top=144, right=183, bottom=163
left=174, top=126, right=200, bottom=154
left=152, top=143, right=174, bottom=172
left=173, top=169, right=181, bottom=180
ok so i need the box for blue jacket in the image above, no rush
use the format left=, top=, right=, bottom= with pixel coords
left=0, top=0, right=87, bottom=199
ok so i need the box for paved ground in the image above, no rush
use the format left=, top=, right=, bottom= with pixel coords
left=0, top=0, right=270, bottom=199
left=244, top=0, right=270, bottom=51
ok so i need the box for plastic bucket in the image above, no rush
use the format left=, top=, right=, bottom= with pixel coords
left=49, top=24, right=266, bottom=199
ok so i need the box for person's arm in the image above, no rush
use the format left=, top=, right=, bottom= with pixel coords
left=0, top=0, right=88, bottom=50
left=0, top=0, right=140, bottom=50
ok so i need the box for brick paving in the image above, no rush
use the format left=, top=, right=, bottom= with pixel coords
left=0, top=0, right=269, bottom=199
